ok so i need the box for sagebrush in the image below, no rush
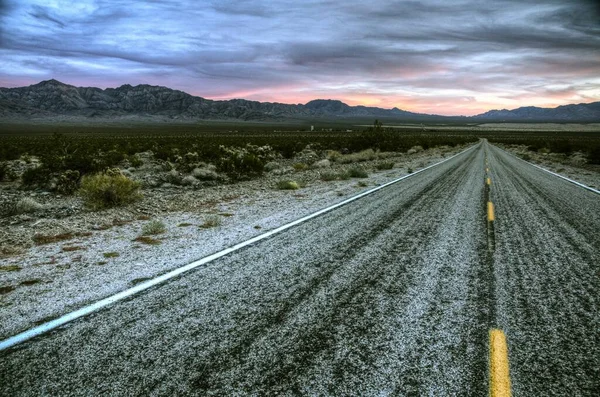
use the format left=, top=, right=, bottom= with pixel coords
left=79, top=168, right=141, bottom=209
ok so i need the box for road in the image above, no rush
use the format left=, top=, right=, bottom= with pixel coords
left=1, top=141, right=598, bottom=396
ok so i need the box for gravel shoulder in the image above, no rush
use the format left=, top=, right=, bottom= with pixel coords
left=0, top=144, right=468, bottom=339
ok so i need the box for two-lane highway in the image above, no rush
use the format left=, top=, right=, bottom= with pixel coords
left=1, top=141, right=598, bottom=396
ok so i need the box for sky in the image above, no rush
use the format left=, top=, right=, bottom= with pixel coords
left=0, top=0, right=599, bottom=116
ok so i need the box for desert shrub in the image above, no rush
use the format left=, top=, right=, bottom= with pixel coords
left=163, top=169, right=182, bottom=185
left=55, top=170, right=80, bottom=195
left=293, top=162, right=308, bottom=171
left=376, top=162, right=394, bottom=170
left=521, top=153, right=532, bottom=161
left=276, top=180, right=300, bottom=190
left=142, top=220, right=166, bottom=235
left=587, top=146, right=600, bottom=164
left=160, top=161, right=175, bottom=171
left=175, top=152, right=202, bottom=172
left=348, top=167, right=368, bottom=178
left=181, top=175, right=198, bottom=186
left=407, top=167, right=414, bottom=173
left=320, top=171, right=350, bottom=181
left=79, top=168, right=141, bottom=209
left=192, top=167, right=219, bottom=181
left=14, top=197, right=44, bottom=214
left=200, top=215, right=222, bottom=228
left=294, top=146, right=319, bottom=164
left=320, top=171, right=339, bottom=181
left=263, top=162, right=280, bottom=172
left=407, top=146, right=423, bottom=155
left=339, top=149, right=377, bottom=164
left=217, top=144, right=278, bottom=180
left=21, top=166, right=51, bottom=187
left=129, top=154, right=143, bottom=168
left=326, top=150, right=342, bottom=162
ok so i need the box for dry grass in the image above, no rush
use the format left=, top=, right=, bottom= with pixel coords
left=0, top=265, right=22, bottom=272
left=103, top=252, right=120, bottom=258
left=0, top=246, right=24, bottom=258
left=20, top=279, right=42, bottom=286
left=33, top=232, right=74, bottom=245
left=133, top=236, right=162, bottom=245
left=62, top=246, right=84, bottom=252
left=32, top=231, right=92, bottom=245
left=0, top=286, right=16, bottom=295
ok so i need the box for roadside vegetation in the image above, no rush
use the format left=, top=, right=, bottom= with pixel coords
left=485, top=131, right=600, bottom=164
left=2, top=121, right=597, bottom=217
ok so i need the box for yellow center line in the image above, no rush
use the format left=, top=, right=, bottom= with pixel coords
left=489, top=329, right=512, bottom=397
left=487, top=177, right=491, bottom=185
left=487, top=201, right=495, bottom=221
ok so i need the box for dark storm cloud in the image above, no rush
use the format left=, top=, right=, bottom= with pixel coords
left=0, top=0, right=599, bottom=115
left=29, top=5, right=66, bottom=28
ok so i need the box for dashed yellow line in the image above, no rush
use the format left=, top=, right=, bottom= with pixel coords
left=487, top=202, right=495, bottom=221
left=489, top=329, right=512, bottom=397
left=486, top=177, right=492, bottom=185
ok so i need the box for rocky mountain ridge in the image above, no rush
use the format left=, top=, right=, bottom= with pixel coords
left=1, top=79, right=599, bottom=122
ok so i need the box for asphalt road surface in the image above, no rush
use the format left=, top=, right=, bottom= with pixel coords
left=1, top=141, right=598, bottom=396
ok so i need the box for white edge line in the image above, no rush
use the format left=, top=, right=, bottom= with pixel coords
left=491, top=143, right=600, bottom=195
left=0, top=142, right=479, bottom=351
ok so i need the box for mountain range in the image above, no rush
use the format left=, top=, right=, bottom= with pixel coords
left=1, top=79, right=599, bottom=123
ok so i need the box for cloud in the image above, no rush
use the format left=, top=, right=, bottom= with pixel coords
left=28, top=5, right=65, bottom=28
left=0, top=0, right=599, bottom=115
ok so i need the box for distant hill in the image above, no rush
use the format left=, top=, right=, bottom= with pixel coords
left=473, top=102, right=600, bottom=122
left=0, top=79, right=598, bottom=122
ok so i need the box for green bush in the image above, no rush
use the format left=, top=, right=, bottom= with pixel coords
left=142, top=220, right=166, bottom=235
left=200, top=215, right=222, bottom=228
left=21, top=166, right=51, bottom=187
left=320, top=171, right=339, bottom=181
left=320, top=171, right=351, bottom=181
left=276, top=180, right=300, bottom=190
left=348, top=167, right=368, bottom=178
left=79, top=168, right=141, bottom=209
left=129, top=154, right=143, bottom=168
left=217, top=144, right=278, bottom=180
left=376, top=162, right=394, bottom=170
left=293, top=162, right=308, bottom=171
left=55, top=170, right=80, bottom=195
